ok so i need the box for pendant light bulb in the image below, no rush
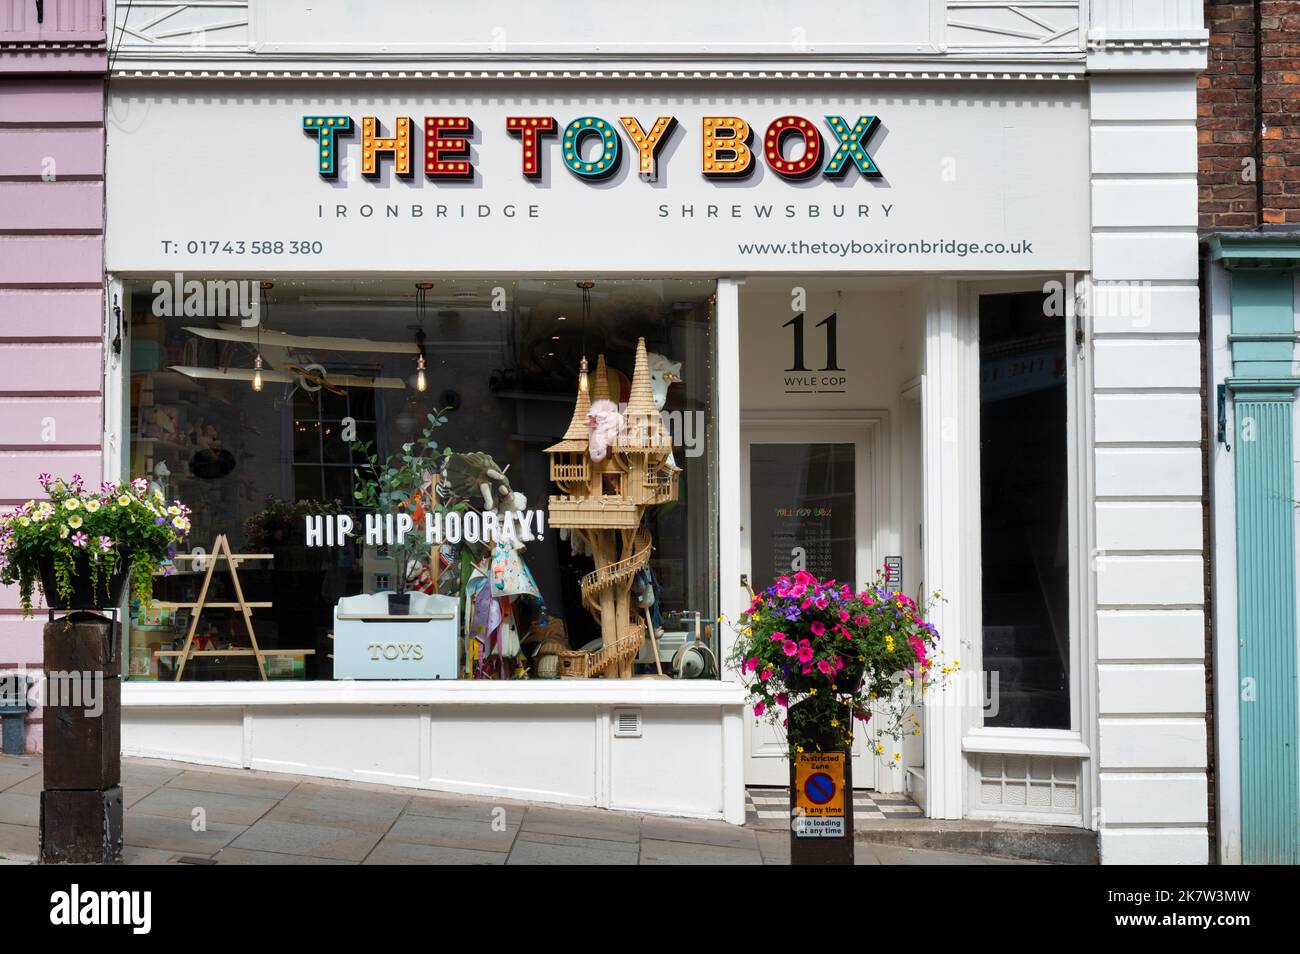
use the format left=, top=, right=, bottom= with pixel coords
left=578, top=356, right=589, bottom=395
left=416, top=354, right=427, bottom=393
left=252, top=354, right=264, bottom=392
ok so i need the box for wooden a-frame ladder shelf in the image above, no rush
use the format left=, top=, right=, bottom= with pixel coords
left=152, top=533, right=314, bottom=681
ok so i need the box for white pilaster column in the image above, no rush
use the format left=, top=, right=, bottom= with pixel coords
left=921, top=279, right=975, bottom=820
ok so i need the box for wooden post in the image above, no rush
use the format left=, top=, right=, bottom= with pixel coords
left=788, top=699, right=855, bottom=865
left=40, top=612, right=123, bottom=864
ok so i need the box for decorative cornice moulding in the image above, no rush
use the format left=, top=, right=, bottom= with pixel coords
left=105, top=0, right=1204, bottom=78
left=109, top=65, right=1088, bottom=83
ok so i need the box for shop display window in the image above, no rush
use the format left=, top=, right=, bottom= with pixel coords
left=123, top=279, right=718, bottom=682
left=978, top=291, right=1070, bottom=729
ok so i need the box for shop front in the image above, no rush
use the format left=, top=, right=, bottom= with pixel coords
left=100, top=1, right=1209, bottom=858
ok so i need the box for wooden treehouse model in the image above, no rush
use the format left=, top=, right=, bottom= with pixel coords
left=546, top=338, right=679, bottom=678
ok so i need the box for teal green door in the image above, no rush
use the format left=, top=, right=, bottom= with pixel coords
left=1234, top=394, right=1299, bottom=864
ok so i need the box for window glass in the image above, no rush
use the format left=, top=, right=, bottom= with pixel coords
left=979, top=291, right=1070, bottom=729
left=748, top=442, right=855, bottom=587
left=125, top=279, right=717, bottom=682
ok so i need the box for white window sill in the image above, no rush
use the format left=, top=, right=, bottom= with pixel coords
left=122, top=678, right=749, bottom=708
left=961, top=728, right=1090, bottom=758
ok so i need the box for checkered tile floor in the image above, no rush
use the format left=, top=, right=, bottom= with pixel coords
left=746, top=787, right=924, bottom=826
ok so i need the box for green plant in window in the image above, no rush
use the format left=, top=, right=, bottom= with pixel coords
left=351, top=411, right=453, bottom=595
left=243, top=496, right=343, bottom=551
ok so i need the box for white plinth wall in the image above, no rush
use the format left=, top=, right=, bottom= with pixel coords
left=122, top=681, right=749, bottom=824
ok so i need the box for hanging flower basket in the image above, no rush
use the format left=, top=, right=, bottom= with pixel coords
left=729, top=569, right=951, bottom=760
left=0, top=473, right=191, bottom=617
left=36, top=550, right=132, bottom=611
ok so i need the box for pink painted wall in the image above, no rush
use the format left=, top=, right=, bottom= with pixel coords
left=0, top=1, right=106, bottom=753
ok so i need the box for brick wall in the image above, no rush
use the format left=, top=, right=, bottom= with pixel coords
left=1199, top=1, right=1259, bottom=230
left=1200, top=0, right=1300, bottom=229
left=1260, top=0, right=1300, bottom=225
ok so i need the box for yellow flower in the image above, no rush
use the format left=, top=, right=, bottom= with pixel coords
left=795, top=745, right=804, bottom=753
left=67, top=515, right=83, bottom=529
left=830, top=719, right=839, bottom=728
left=63, top=499, right=79, bottom=511
left=84, top=499, right=100, bottom=513
left=18, top=517, right=30, bottom=527
left=952, top=660, right=961, bottom=668
left=809, top=688, right=817, bottom=695
left=117, top=495, right=132, bottom=507
left=167, top=505, right=181, bottom=516
left=894, top=753, right=902, bottom=762
left=875, top=743, right=885, bottom=755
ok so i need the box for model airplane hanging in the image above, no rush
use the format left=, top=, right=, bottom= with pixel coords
left=182, top=325, right=421, bottom=354
left=169, top=365, right=406, bottom=389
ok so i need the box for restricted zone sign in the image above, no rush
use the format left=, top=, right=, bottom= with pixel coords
left=794, top=751, right=846, bottom=837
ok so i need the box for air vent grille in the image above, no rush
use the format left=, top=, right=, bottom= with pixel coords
left=613, top=708, right=642, bottom=738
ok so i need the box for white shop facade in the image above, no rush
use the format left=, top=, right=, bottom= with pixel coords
left=103, top=1, right=1209, bottom=862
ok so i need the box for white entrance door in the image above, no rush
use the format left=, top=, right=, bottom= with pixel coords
left=739, top=416, right=879, bottom=788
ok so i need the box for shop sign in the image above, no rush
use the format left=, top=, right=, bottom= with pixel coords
left=303, top=113, right=882, bottom=183
left=106, top=86, right=1092, bottom=272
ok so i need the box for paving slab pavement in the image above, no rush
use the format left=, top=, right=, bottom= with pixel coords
left=0, top=754, right=1049, bottom=865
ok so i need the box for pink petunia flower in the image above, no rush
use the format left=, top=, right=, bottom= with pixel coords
left=759, top=669, right=772, bottom=682
left=782, top=640, right=799, bottom=657
left=797, top=644, right=814, bottom=663
left=816, top=659, right=833, bottom=675
left=71, top=532, right=88, bottom=548
left=775, top=692, right=789, bottom=707
left=810, top=621, right=826, bottom=637
left=839, top=610, right=851, bottom=622
left=753, top=702, right=766, bottom=717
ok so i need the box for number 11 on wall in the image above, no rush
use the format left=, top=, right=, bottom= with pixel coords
left=782, top=312, right=843, bottom=372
